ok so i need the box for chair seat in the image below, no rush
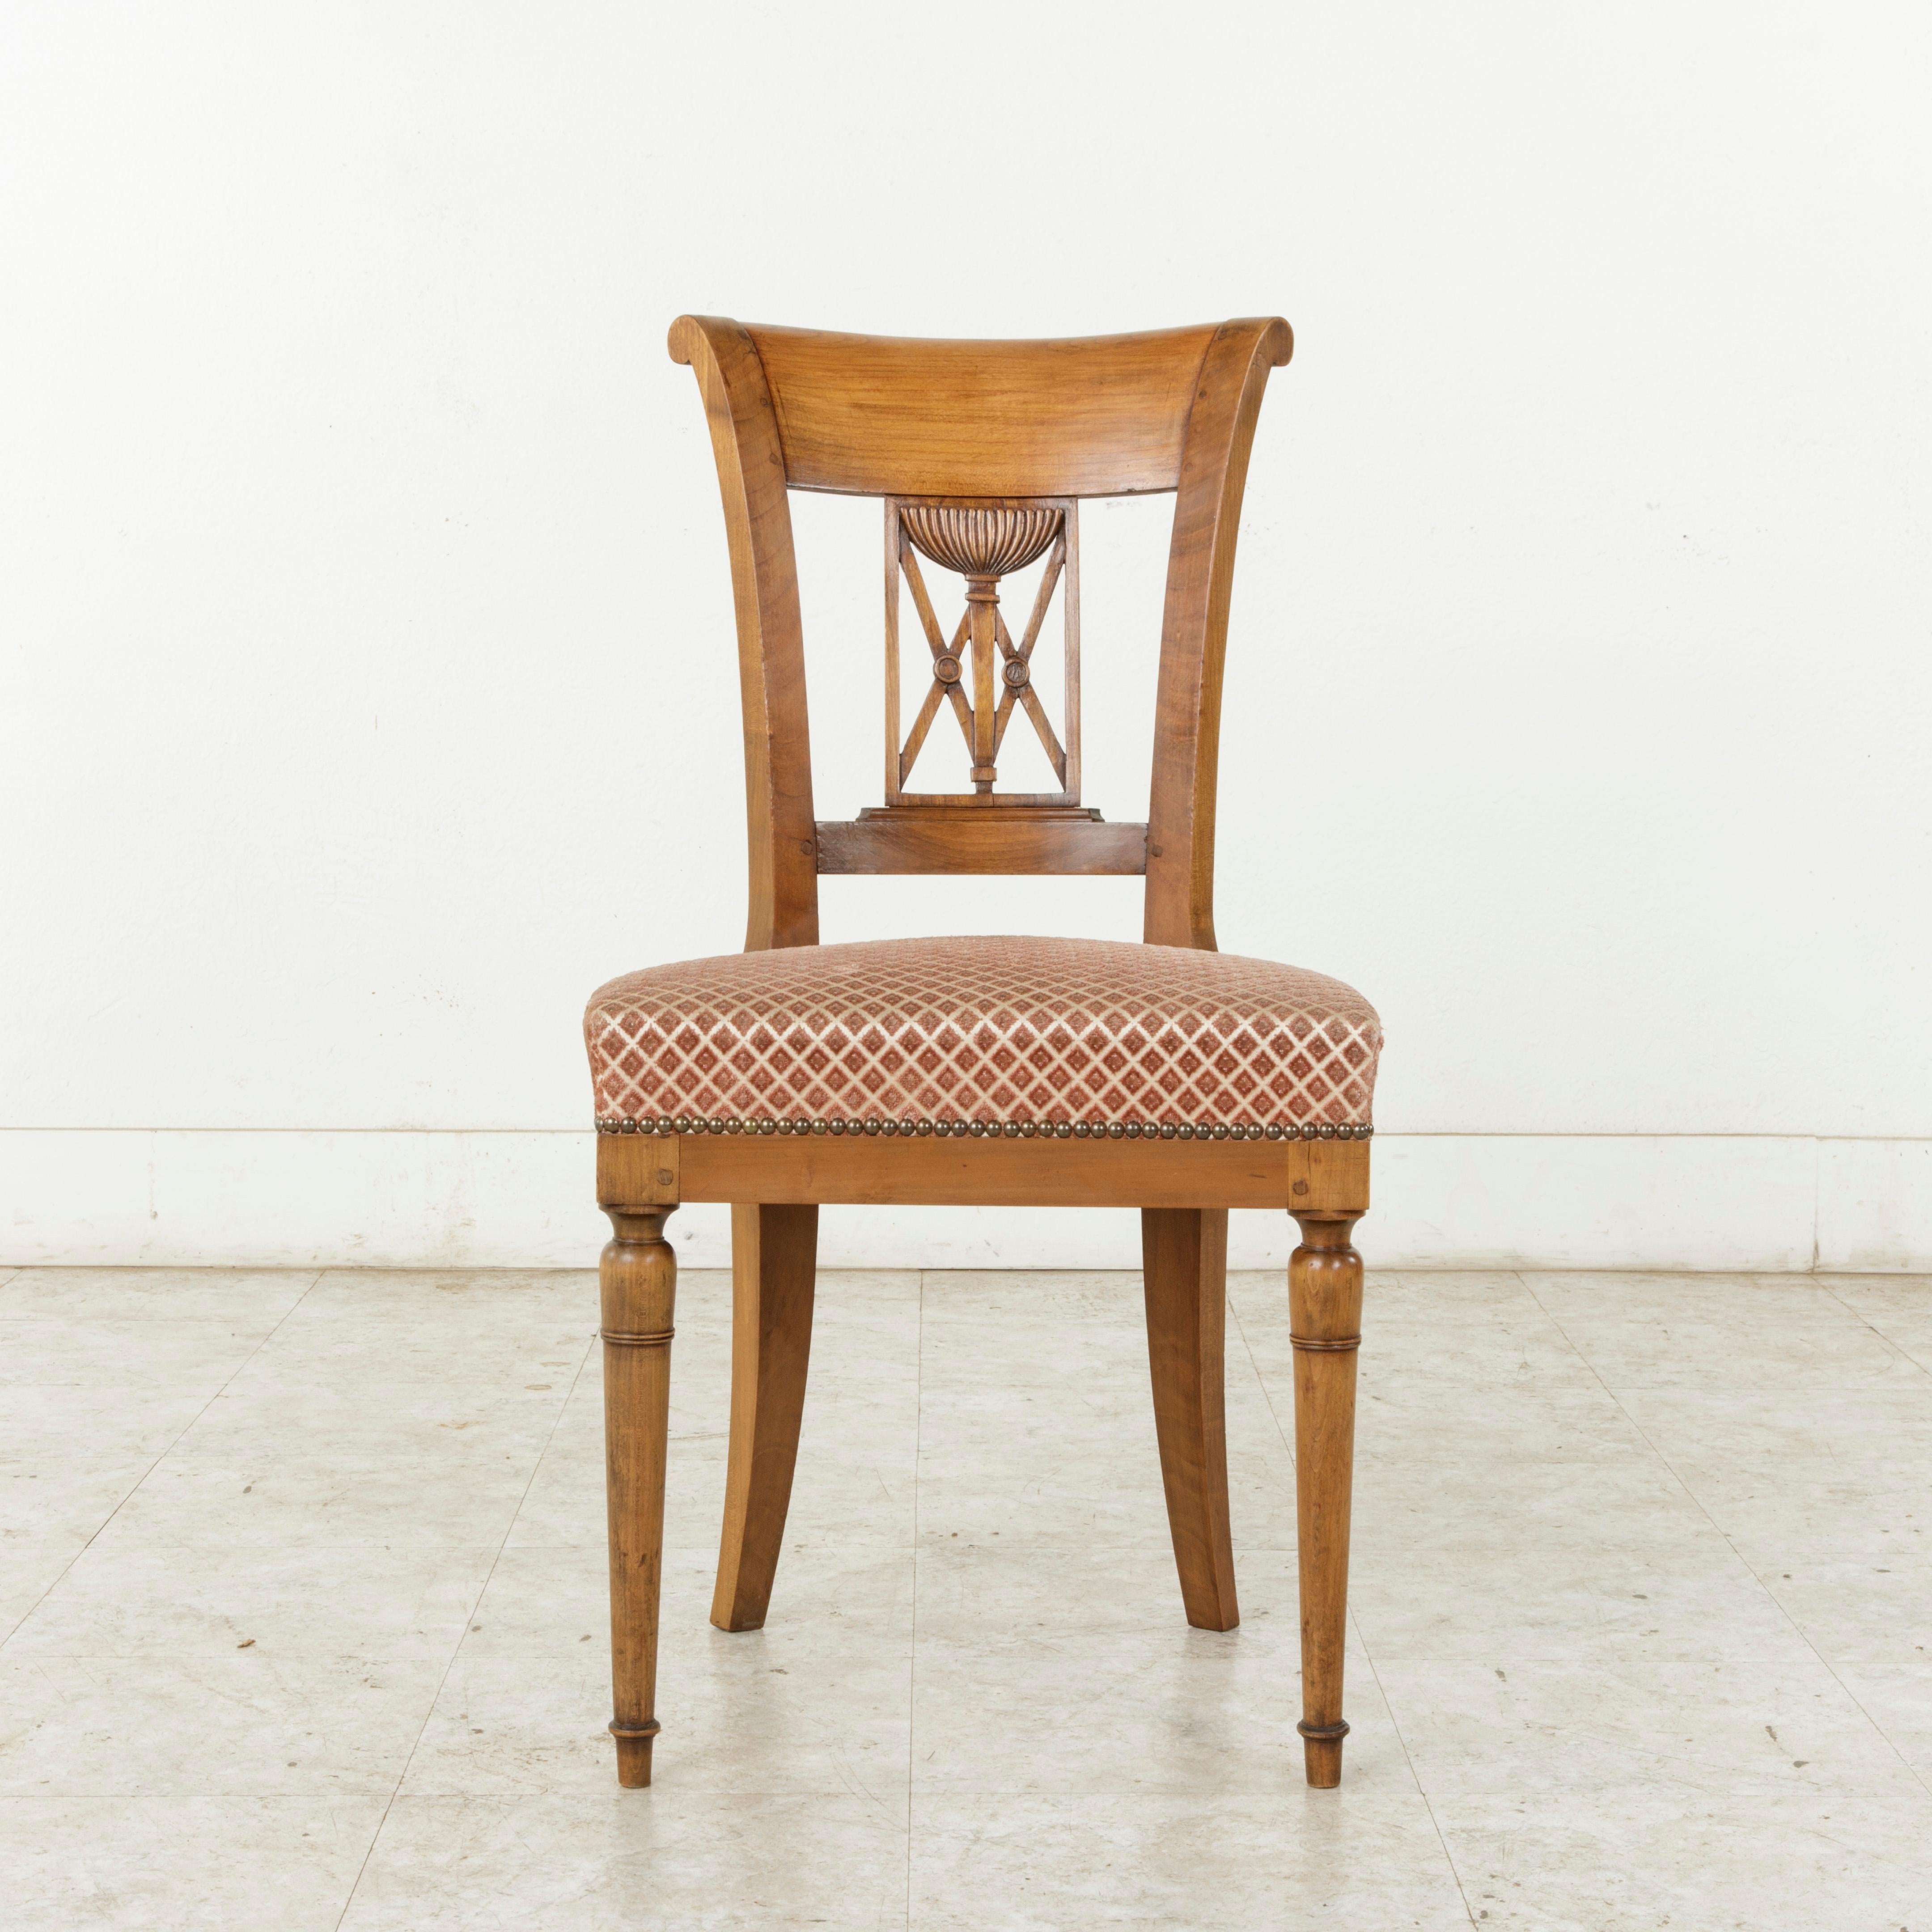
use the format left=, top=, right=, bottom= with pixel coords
left=585, top=936, right=1380, bottom=1139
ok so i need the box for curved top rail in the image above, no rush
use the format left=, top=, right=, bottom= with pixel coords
left=669, top=318, right=1290, bottom=499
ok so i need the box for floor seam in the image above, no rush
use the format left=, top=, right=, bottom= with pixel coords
left=1521, top=1274, right=1932, bottom=1804
left=0, top=1267, right=328, bottom=1653
left=1356, top=1638, right=1479, bottom=1925
left=1815, top=1278, right=1932, bottom=1378
left=330, top=1313, right=602, bottom=1930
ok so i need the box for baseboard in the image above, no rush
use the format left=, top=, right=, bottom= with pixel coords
left=4, top=1129, right=1927, bottom=1272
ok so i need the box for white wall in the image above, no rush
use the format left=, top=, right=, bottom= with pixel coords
left=4, top=2, right=1929, bottom=1269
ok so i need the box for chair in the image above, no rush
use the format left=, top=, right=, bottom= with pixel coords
left=583, top=315, right=1381, bottom=1792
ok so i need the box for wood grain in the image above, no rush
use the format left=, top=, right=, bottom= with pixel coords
left=814, top=806, right=1145, bottom=875
left=1288, top=1211, right=1364, bottom=1788
left=712, top=1203, right=819, bottom=1633
left=1143, top=317, right=1295, bottom=949
left=882, top=496, right=902, bottom=805
left=595, top=1135, right=680, bottom=1208
left=667, top=316, right=819, bottom=951
left=1060, top=500, right=1083, bottom=802
left=600, top=1201, right=678, bottom=1787
left=1286, top=1136, right=1373, bottom=1216
left=598, top=1128, right=1367, bottom=1214
left=745, top=323, right=1220, bottom=498
left=668, top=1129, right=1366, bottom=1211
left=1142, top=1208, right=1238, bottom=1630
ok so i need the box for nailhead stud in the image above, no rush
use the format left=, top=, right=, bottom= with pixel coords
left=595, top=1111, right=1372, bottom=1141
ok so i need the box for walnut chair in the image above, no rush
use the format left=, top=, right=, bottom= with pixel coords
left=583, top=316, right=1381, bottom=1791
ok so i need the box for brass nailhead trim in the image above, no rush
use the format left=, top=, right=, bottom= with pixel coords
left=1290, top=1334, right=1362, bottom=1352
left=598, top=1116, right=1373, bottom=1143
left=1296, top=1719, right=1350, bottom=1740
left=608, top=1718, right=662, bottom=1740
left=601, top=1328, right=676, bottom=1348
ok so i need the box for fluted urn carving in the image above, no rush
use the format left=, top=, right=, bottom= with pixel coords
left=890, top=500, right=1076, bottom=800
left=900, top=504, right=1063, bottom=583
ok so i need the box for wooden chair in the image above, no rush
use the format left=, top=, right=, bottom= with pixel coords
left=584, top=316, right=1381, bottom=1792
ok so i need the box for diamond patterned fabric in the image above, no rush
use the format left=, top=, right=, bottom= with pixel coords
left=585, top=936, right=1380, bottom=1133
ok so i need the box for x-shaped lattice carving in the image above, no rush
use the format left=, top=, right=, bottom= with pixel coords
left=891, top=502, right=1075, bottom=799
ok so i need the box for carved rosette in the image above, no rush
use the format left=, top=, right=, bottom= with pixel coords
left=900, top=505, right=1063, bottom=582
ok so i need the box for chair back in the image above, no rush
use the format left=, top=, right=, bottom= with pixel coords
left=668, top=314, right=1294, bottom=952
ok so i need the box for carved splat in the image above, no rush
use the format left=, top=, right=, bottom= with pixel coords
left=884, top=497, right=1080, bottom=807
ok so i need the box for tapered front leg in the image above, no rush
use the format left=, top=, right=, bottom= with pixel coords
left=602, top=1202, right=677, bottom=1787
left=1289, top=1210, right=1364, bottom=1788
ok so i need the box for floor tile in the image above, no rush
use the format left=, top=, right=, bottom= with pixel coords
left=1373, top=1654, right=1923, bottom=1801
left=909, top=1542, right=1407, bottom=1796
left=259, top=1269, right=598, bottom=1386
left=0, top=1537, right=85, bottom=1639
left=0, top=1460, right=155, bottom=1550
left=1431, top=1784, right=1932, bottom=1930
left=1354, top=1475, right=1715, bottom=1572
left=1351, top=1522, right=1813, bottom=1665
left=1820, top=1273, right=1932, bottom=1369
left=6, top=1539, right=499, bottom=1657
left=182, top=1377, right=571, bottom=1463
left=916, top=1278, right=1162, bottom=1401
left=1525, top=1270, right=1924, bottom=1390
left=913, top=1357, right=1293, bottom=1550
left=918, top=1275, right=1295, bottom=1549
left=337, top=1791, right=911, bottom=1930
left=0, top=1795, right=386, bottom=1932
left=0, top=1310, right=282, bottom=1388
left=0, top=1383, right=214, bottom=1472
left=117, top=1380, right=571, bottom=1549
left=0, top=1653, right=446, bottom=1796
left=0, top=1380, right=216, bottom=1559
left=7, top=1263, right=1932, bottom=1929
left=1759, top=1549, right=1932, bottom=1665
left=0, top=1268, right=318, bottom=1325
left=1612, top=1383, right=1932, bottom=1559
left=1832, top=1659, right=1932, bottom=1777
left=1345, top=1377, right=1657, bottom=1467
left=93, top=1447, right=537, bottom=1551
left=908, top=1790, right=1471, bottom=1931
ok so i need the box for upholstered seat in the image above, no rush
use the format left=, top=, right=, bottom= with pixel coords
left=587, top=936, right=1381, bottom=1140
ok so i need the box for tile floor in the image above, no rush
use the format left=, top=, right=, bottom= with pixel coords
left=2, top=1262, right=1929, bottom=1929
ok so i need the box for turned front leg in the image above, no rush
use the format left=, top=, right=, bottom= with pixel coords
left=602, top=1203, right=677, bottom=1787
left=1289, top=1210, right=1363, bottom=1788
